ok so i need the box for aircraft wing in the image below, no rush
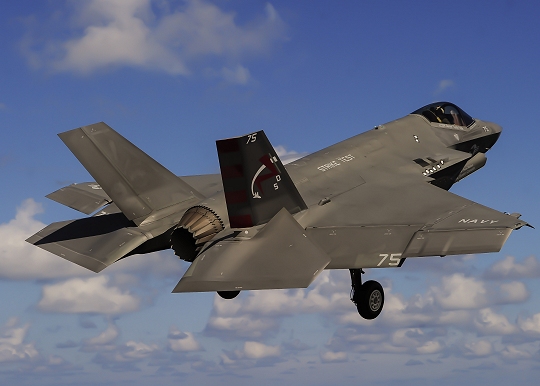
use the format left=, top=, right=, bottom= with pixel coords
left=173, top=208, right=331, bottom=292
left=303, top=176, right=529, bottom=268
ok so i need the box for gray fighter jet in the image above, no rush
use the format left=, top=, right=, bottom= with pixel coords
left=27, top=102, right=530, bottom=319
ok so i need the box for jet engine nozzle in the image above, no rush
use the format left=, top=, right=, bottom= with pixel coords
left=170, top=206, right=224, bottom=262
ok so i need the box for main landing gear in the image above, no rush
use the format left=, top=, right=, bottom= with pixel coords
left=350, top=269, right=384, bottom=320
left=217, top=290, right=240, bottom=299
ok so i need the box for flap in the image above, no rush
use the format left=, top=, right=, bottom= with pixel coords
left=46, top=182, right=111, bottom=214
left=172, top=208, right=331, bottom=293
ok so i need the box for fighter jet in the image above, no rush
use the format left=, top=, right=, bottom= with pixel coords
left=27, top=102, right=529, bottom=320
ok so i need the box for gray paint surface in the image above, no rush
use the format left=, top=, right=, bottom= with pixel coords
left=27, top=102, right=529, bottom=292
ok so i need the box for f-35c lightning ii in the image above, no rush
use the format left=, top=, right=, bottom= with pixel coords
left=27, top=102, right=530, bottom=320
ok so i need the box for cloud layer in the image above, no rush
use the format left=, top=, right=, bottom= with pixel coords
left=22, top=0, right=286, bottom=83
left=38, top=276, right=140, bottom=314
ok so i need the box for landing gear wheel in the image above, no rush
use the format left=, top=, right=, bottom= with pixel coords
left=356, top=280, right=384, bottom=320
left=217, top=291, right=240, bottom=300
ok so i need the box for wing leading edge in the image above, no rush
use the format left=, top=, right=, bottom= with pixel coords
left=301, top=178, right=528, bottom=269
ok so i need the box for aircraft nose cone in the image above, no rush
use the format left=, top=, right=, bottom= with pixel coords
left=482, top=123, right=502, bottom=152
left=490, top=123, right=503, bottom=134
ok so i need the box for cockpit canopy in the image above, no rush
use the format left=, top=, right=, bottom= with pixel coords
left=412, top=102, right=474, bottom=127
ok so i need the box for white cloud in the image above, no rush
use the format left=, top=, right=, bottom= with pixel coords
left=431, top=274, right=489, bottom=310
left=85, top=323, right=119, bottom=346
left=24, top=0, right=286, bottom=82
left=205, top=271, right=351, bottom=339
left=463, top=340, right=493, bottom=357
left=206, top=314, right=277, bottom=339
left=274, top=145, right=306, bottom=165
left=517, top=313, right=540, bottom=335
left=435, top=79, right=455, bottom=94
left=221, top=65, right=251, bottom=85
left=500, top=345, right=532, bottom=360
left=168, top=327, right=202, bottom=352
left=243, top=341, right=280, bottom=359
left=38, top=276, right=140, bottom=314
left=428, top=274, right=527, bottom=311
left=320, top=350, right=348, bottom=363
left=485, top=256, right=540, bottom=279
left=0, top=318, right=39, bottom=363
left=0, top=199, right=90, bottom=280
left=474, top=308, right=518, bottom=335
left=416, top=340, right=444, bottom=354
left=123, top=340, right=159, bottom=360
left=499, top=281, right=529, bottom=303
left=81, top=322, right=160, bottom=368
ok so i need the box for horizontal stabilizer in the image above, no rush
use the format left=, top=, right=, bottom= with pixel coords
left=172, top=208, right=331, bottom=292
left=59, top=123, right=203, bottom=223
left=26, top=213, right=148, bottom=272
left=46, top=182, right=111, bottom=214
left=217, top=130, right=307, bottom=228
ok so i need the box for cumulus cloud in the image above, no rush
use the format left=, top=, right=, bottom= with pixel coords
left=474, top=308, right=518, bottom=335
left=84, top=322, right=119, bottom=347
left=429, top=273, right=529, bottom=310
left=431, top=274, right=489, bottom=309
left=0, top=318, right=39, bottom=363
left=38, top=275, right=140, bottom=314
left=243, top=341, right=280, bottom=359
left=220, top=341, right=282, bottom=369
left=22, top=0, right=286, bottom=83
left=500, top=345, right=533, bottom=360
left=517, top=313, right=540, bottom=336
left=168, top=327, right=202, bottom=352
left=274, top=145, right=307, bottom=165
left=485, top=256, right=540, bottom=280
left=463, top=340, right=493, bottom=357
left=0, top=318, right=78, bottom=374
left=320, top=350, right=348, bottom=363
left=205, top=270, right=351, bottom=339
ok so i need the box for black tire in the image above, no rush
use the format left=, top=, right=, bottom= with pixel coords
left=217, top=291, right=240, bottom=300
left=356, top=280, right=384, bottom=320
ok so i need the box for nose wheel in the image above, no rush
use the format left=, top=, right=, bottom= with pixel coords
left=350, top=269, right=384, bottom=320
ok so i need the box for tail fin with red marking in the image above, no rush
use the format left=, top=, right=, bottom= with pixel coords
left=216, top=131, right=307, bottom=228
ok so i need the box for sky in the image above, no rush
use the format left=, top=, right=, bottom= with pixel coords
left=1, top=0, right=540, bottom=384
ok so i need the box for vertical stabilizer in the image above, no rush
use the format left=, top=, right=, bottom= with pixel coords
left=216, top=130, right=307, bottom=228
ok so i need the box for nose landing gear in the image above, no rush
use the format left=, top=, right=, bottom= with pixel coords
left=350, top=269, right=384, bottom=320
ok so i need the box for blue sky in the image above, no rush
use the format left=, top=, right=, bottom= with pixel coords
left=1, top=0, right=540, bottom=384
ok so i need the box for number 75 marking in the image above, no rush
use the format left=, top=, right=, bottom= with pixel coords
left=377, top=253, right=402, bottom=266
left=246, top=133, right=257, bottom=144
